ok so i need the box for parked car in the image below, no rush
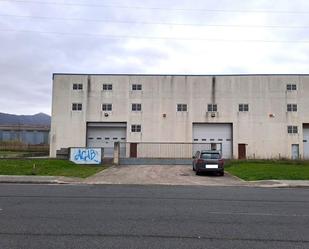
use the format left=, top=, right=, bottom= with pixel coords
left=192, top=150, right=224, bottom=176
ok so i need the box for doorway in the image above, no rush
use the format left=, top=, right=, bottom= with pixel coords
left=238, top=144, right=246, bottom=159
left=291, top=144, right=299, bottom=160
left=130, top=143, right=138, bottom=158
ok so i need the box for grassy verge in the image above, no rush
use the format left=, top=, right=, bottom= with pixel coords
left=0, top=151, right=22, bottom=155
left=225, top=160, right=309, bottom=181
left=0, top=159, right=107, bottom=178
left=0, top=151, right=49, bottom=158
left=0, top=151, right=30, bottom=158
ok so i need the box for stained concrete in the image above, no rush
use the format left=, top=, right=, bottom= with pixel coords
left=84, top=165, right=245, bottom=186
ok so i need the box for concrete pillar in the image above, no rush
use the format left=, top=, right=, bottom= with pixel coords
left=113, top=142, right=120, bottom=165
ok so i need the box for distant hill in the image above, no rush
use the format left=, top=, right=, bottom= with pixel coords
left=0, top=112, right=51, bottom=126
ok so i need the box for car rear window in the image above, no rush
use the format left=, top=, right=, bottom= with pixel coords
left=200, top=153, right=220, bottom=159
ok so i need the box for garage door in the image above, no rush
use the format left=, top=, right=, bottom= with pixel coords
left=192, top=123, right=232, bottom=159
left=303, top=125, right=309, bottom=159
left=87, top=123, right=126, bottom=158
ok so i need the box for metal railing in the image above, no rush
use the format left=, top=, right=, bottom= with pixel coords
left=119, top=142, right=222, bottom=159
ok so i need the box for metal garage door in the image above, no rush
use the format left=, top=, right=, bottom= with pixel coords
left=192, top=123, right=232, bottom=159
left=303, top=125, right=309, bottom=159
left=87, top=123, right=126, bottom=158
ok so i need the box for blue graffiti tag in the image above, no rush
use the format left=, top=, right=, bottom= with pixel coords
left=74, top=149, right=99, bottom=163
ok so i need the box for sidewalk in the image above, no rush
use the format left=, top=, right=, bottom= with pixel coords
left=0, top=174, right=309, bottom=188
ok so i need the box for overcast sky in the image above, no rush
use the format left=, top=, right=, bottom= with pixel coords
left=0, top=0, right=309, bottom=115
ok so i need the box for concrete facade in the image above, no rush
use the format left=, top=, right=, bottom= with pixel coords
left=50, top=74, right=309, bottom=159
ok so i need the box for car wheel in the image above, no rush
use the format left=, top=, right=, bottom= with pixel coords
left=195, top=170, right=200, bottom=175
left=219, top=171, right=224, bottom=176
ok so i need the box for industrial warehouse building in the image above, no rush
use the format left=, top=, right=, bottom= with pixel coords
left=0, top=125, right=49, bottom=145
left=50, top=74, right=309, bottom=160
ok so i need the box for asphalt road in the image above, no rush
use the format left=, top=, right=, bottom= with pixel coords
left=0, top=184, right=308, bottom=249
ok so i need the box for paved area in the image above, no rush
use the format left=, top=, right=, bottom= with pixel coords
left=85, top=165, right=246, bottom=186
left=0, top=184, right=308, bottom=249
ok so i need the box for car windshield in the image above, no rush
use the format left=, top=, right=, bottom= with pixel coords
left=200, top=153, right=220, bottom=159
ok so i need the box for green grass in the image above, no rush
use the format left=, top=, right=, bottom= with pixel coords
left=0, top=151, right=48, bottom=158
left=225, top=160, right=309, bottom=181
left=0, top=159, right=106, bottom=178
left=0, top=151, right=28, bottom=159
left=0, top=151, right=27, bottom=155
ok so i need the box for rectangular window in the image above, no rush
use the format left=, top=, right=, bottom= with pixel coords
left=293, top=126, right=298, bottom=133
left=208, top=104, right=217, bottom=112
left=72, top=103, right=82, bottom=111
left=103, top=84, right=113, bottom=91
left=73, top=83, right=83, bottom=90
left=287, top=126, right=298, bottom=134
left=177, top=104, right=187, bottom=112
left=239, top=104, right=249, bottom=112
left=287, top=104, right=297, bottom=112
left=132, top=84, right=142, bottom=91
left=132, top=103, right=142, bottom=111
left=102, top=104, right=112, bottom=111
left=287, top=84, right=297, bottom=91
left=131, top=124, right=141, bottom=132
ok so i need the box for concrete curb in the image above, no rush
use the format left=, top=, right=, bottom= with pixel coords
left=249, top=180, right=309, bottom=188
left=0, top=175, right=309, bottom=188
left=0, top=175, right=81, bottom=185
left=225, top=172, right=247, bottom=182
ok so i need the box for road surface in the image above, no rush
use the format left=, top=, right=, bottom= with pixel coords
left=0, top=184, right=308, bottom=249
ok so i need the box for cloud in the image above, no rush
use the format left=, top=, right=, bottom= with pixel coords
left=0, top=0, right=309, bottom=114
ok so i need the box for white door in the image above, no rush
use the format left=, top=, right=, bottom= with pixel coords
left=303, top=127, right=309, bottom=159
left=192, top=123, right=232, bottom=159
left=87, top=126, right=126, bottom=158
left=291, top=144, right=299, bottom=160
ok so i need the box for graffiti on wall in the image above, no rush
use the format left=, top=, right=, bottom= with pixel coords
left=70, top=148, right=101, bottom=164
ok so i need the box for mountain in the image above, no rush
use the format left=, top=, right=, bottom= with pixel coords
left=0, top=112, right=51, bottom=126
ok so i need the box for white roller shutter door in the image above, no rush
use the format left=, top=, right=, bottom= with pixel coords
left=303, top=127, right=309, bottom=159
left=193, top=123, right=232, bottom=159
left=87, top=123, right=126, bottom=158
